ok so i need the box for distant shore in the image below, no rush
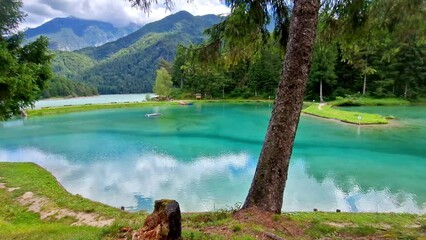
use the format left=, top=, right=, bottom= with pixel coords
left=26, top=97, right=416, bottom=126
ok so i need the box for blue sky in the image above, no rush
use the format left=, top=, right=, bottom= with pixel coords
left=21, top=0, right=230, bottom=29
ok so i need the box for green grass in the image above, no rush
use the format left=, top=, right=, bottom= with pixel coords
left=27, top=100, right=273, bottom=117
left=302, top=96, right=412, bottom=124
left=302, top=104, right=389, bottom=124
left=288, top=212, right=425, bottom=239
left=27, top=101, right=176, bottom=117
left=1, top=163, right=425, bottom=239
left=0, top=162, right=147, bottom=239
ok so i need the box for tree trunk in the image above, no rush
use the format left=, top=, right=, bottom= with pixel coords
left=242, top=0, right=320, bottom=213
left=363, top=74, right=366, bottom=95
left=180, top=78, right=183, bottom=89
left=404, top=82, right=408, bottom=99
left=319, top=79, right=324, bottom=102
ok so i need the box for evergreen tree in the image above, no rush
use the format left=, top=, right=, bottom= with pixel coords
left=0, top=0, right=52, bottom=120
left=307, top=43, right=337, bottom=101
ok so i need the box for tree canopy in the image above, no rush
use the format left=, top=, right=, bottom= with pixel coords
left=128, top=0, right=425, bottom=213
left=0, top=0, right=53, bottom=120
left=154, top=67, right=173, bottom=98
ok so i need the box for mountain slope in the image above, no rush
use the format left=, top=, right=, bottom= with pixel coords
left=52, top=51, right=96, bottom=78
left=53, top=11, right=221, bottom=94
left=81, top=32, right=195, bottom=93
left=77, top=11, right=220, bottom=60
left=25, top=17, right=140, bottom=51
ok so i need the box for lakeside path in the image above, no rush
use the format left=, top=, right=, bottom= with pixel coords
left=0, top=162, right=424, bottom=239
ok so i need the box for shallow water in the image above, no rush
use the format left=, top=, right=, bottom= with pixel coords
left=1, top=103, right=425, bottom=213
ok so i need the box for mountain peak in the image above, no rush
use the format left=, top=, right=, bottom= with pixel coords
left=24, top=17, right=139, bottom=51
left=163, top=10, right=194, bottom=21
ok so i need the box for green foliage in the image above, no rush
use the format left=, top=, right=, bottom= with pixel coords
left=307, top=42, right=337, bottom=101
left=0, top=0, right=53, bottom=120
left=48, top=12, right=220, bottom=94
left=0, top=34, right=53, bottom=120
left=171, top=38, right=282, bottom=99
left=154, top=67, right=173, bottom=97
left=157, top=58, right=173, bottom=74
left=52, top=51, right=96, bottom=79
left=0, top=0, right=25, bottom=35
left=41, top=75, right=98, bottom=98
left=318, top=0, right=426, bottom=99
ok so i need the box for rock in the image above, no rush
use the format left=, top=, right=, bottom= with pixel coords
left=133, top=199, right=181, bottom=240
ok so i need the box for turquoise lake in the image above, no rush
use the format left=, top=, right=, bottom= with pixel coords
left=1, top=103, right=425, bottom=213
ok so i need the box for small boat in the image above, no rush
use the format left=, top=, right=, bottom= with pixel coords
left=145, top=113, right=162, bottom=117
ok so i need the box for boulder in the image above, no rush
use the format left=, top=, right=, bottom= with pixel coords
left=133, top=199, right=181, bottom=240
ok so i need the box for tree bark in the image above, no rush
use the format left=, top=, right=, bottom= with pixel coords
left=242, top=0, right=320, bottom=213
left=319, top=79, right=324, bottom=102
left=404, top=82, right=408, bottom=99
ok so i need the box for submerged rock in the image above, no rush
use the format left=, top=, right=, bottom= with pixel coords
left=133, top=199, right=181, bottom=240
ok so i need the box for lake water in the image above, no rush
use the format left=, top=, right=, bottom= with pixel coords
left=34, top=94, right=153, bottom=109
left=1, top=103, right=425, bottom=213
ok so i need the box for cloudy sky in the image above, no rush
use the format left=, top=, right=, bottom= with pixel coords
left=21, top=0, right=230, bottom=29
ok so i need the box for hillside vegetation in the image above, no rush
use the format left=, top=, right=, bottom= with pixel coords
left=51, top=11, right=221, bottom=94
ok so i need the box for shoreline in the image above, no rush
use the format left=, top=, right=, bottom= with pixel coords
left=0, top=162, right=424, bottom=239
left=26, top=99, right=403, bottom=127
left=301, top=112, right=402, bottom=128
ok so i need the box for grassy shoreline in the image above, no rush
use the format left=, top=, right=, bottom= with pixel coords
left=0, top=162, right=424, bottom=239
left=26, top=99, right=274, bottom=117
left=25, top=97, right=417, bottom=125
left=301, top=97, right=410, bottom=125
left=302, top=104, right=390, bottom=125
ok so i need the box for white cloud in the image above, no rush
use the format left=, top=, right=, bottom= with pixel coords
left=20, top=0, right=229, bottom=29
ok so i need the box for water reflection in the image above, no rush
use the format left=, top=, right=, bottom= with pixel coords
left=1, top=119, right=24, bottom=128
left=1, top=147, right=424, bottom=213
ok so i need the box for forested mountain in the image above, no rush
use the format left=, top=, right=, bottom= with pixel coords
left=24, top=17, right=140, bottom=51
left=51, top=11, right=221, bottom=94
left=41, top=76, right=98, bottom=99
left=78, top=11, right=220, bottom=60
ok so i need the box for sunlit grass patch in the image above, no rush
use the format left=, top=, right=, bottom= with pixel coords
left=302, top=104, right=388, bottom=124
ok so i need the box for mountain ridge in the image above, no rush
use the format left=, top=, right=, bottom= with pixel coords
left=77, top=11, right=220, bottom=60
left=24, top=17, right=141, bottom=51
left=52, top=11, right=222, bottom=94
